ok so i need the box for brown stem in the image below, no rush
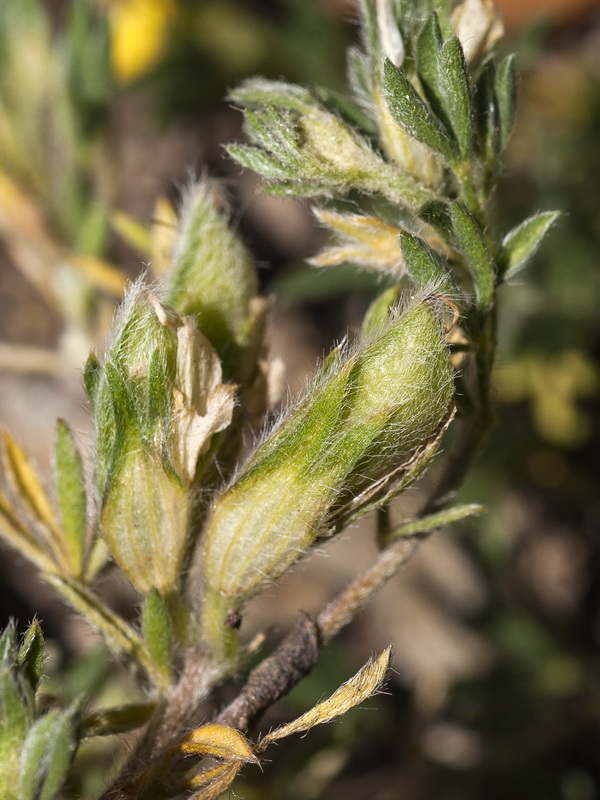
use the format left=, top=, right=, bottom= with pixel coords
left=317, top=534, right=422, bottom=643
left=216, top=615, right=320, bottom=731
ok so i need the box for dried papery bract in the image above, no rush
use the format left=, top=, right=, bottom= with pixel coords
left=199, top=294, right=455, bottom=660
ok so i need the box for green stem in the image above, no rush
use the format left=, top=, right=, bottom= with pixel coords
left=47, top=575, right=169, bottom=691
left=453, top=157, right=480, bottom=216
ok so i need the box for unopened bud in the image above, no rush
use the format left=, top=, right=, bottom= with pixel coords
left=89, top=282, right=234, bottom=593
left=200, top=295, right=454, bottom=655
left=164, top=179, right=259, bottom=376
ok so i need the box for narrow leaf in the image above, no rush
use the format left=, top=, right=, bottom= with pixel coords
left=418, top=199, right=453, bottom=241
left=449, top=203, right=495, bottom=311
left=226, top=144, right=289, bottom=180
left=399, top=231, right=455, bottom=295
left=382, top=59, right=456, bottom=160
left=0, top=624, right=17, bottom=664
left=500, top=211, right=561, bottom=280
left=17, top=621, right=45, bottom=692
left=2, top=433, right=64, bottom=558
left=141, top=590, right=172, bottom=679
left=361, top=286, right=401, bottom=336
left=474, top=60, right=499, bottom=160
left=83, top=351, right=102, bottom=408
left=385, top=503, right=485, bottom=542
left=54, top=421, right=87, bottom=577
left=496, top=53, right=517, bottom=149
left=46, top=576, right=164, bottom=689
left=258, top=648, right=391, bottom=751
left=81, top=702, right=155, bottom=737
left=416, top=12, right=444, bottom=109
left=0, top=669, right=30, bottom=743
left=438, top=37, right=472, bottom=157
left=189, top=762, right=242, bottom=800
left=18, top=705, right=79, bottom=800
left=0, top=493, right=56, bottom=572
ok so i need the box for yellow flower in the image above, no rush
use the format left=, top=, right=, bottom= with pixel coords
left=109, top=0, right=175, bottom=83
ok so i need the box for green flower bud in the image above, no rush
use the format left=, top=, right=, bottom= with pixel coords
left=164, top=180, right=259, bottom=377
left=200, top=295, right=454, bottom=655
left=90, top=283, right=235, bottom=594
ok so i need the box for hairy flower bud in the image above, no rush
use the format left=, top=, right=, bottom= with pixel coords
left=87, top=282, right=234, bottom=593
left=164, top=180, right=259, bottom=377
left=200, top=295, right=454, bottom=655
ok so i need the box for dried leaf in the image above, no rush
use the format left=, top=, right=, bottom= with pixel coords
left=258, top=648, right=391, bottom=751
left=189, top=761, right=242, bottom=800
left=0, top=492, right=57, bottom=573
left=2, top=432, right=66, bottom=565
left=176, top=723, right=257, bottom=764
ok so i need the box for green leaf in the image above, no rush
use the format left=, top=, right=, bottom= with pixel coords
left=473, top=60, right=499, bottom=160
left=361, top=286, right=401, bottom=336
left=418, top=199, right=453, bottom=241
left=54, top=421, right=87, bottom=578
left=415, top=13, right=444, bottom=111
left=398, top=231, right=455, bottom=295
left=0, top=624, right=17, bottom=665
left=437, top=37, right=472, bottom=157
left=227, top=144, right=289, bottom=181
left=141, top=589, right=172, bottom=679
left=449, top=203, right=495, bottom=311
left=80, top=702, right=155, bottom=737
left=147, top=348, right=171, bottom=427
left=0, top=669, right=30, bottom=743
left=230, top=79, right=314, bottom=114
left=83, top=352, right=102, bottom=408
left=17, top=621, right=45, bottom=692
left=385, top=503, right=485, bottom=542
left=382, top=59, right=456, bottom=160
left=499, top=211, right=561, bottom=279
left=18, top=705, right=80, bottom=800
left=496, top=53, right=517, bottom=150
left=0, top=669, right=29, bottom=800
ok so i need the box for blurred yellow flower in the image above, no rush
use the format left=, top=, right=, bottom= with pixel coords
left=109, top=0, right=175, bottom=83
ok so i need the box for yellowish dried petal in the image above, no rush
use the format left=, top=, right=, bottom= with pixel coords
left=189, top=762, right=242, bottom=800
left=258, top=648, right=391, bottom=751
left=312, top=209, right=404, bottom=273
left=1, top=432, right=67, bottom=568
left=176, top=723, right=257, bottom=764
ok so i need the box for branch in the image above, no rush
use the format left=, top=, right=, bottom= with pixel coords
left=216, top=614, right=320, bottom=731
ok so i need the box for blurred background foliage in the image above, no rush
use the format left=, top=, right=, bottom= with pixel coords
left=1, top=0, right=600, bottom=798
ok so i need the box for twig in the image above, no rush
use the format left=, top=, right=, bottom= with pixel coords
left=216, top=615, right=320, bottom=731
left=317, top=534, right=422, bottom=642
